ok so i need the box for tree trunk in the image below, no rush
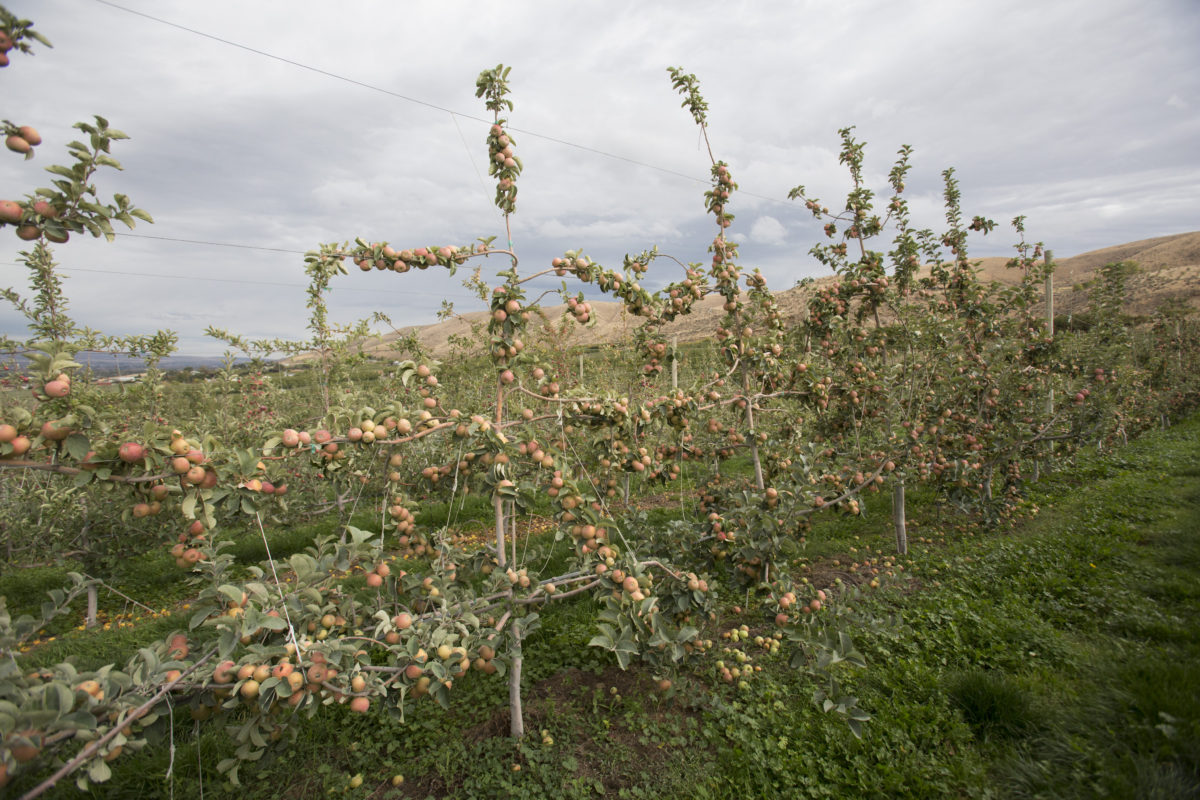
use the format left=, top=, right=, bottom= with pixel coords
left=747, top=401, right=764, bottom=491
left=741, top=362, right=764, bottom=491
left=508, top=620, right=524, bottom=738
left=493, top=495, right=506, bottom=569
left=80, top=520, right=98, bottom=628
left=86, top=585, right=98, bottom=629
left=892, top=479, right=907, bottom=555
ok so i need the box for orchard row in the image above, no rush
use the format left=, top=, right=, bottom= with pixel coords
left=1, top=19, right=1197, bottom=795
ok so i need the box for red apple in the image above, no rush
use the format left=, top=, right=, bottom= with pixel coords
left=118, top=442, right=145, bottom=463
left=0, top=200, right=21, bottom=224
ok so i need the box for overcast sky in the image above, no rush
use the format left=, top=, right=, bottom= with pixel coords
left=2, top=0, right=1197, bottom=357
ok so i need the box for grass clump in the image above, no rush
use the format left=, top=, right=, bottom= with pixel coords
left=946, top=669, right=1038, bottom=740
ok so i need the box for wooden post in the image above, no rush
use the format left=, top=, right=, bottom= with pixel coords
left=893, top=479, right=907, bottom=555
left=1045, top=250, right=1054, bottom=418
left=1043, top=251, right=1055, bottom=471
left=671, top=336, right=683, bottom=500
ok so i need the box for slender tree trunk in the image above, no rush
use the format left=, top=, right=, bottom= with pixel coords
left=509, top=501, right=517, bottom=567
left=746, top=399, right=764, bottom=491
left=86, top=585, right=98, bottom=629
left=741, top=364, right=764, bottom=491
left=80, top=519, right=98, bottom=628
left=508, top=619, right=524, bottom=738
left=493, top=375, right=525, bottom=738
left=494, top=495, right=506, bottom=570
left=892, top=479, right=907, bottom=555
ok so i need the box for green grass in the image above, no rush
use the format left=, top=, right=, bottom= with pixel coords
left=4, top=415, right=1200, bottom=798
left=945, top=669, right=1040, bottom=740
left=0, top=515, right=354, bottom=669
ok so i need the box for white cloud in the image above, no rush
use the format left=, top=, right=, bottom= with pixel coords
left=749, top=216, right=788, bottom=246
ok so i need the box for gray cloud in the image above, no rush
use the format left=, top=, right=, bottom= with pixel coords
left=1, top=0, right=1197, bottom=355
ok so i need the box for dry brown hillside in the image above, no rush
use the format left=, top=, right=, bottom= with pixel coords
left=283, top=231, right=1200, bottom=363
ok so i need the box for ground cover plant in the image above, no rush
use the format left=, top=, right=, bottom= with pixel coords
left=4, top=403, right=1198, bottom=798
left=1, top=6, right=1199, bottom=796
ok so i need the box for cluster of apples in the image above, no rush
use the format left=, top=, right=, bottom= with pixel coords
left=0, top=670, right=122, bottom=785
left=708, top=163, right=735, bottom=228
left=773, top=588, right=826, bottom=625
left=0, top=23, right=34, bottom=69
left=551, top=254, right=591, bottom=278
left=353, top=243, right=470, bottom=273
left=169, top=520, right=208, bottom=568
left=0, top=195, right=70, bottom=245
left=4, top=123, right=39, bottom=156
left=488, top=123, right=519, bottom=210
left=531, top=366, right=562, bottom=397
left=29, top=371, right=70, bottom=402
left=0, top=421, right=32, bottom=458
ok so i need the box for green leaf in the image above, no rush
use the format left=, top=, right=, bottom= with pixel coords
left=289, top=554, right=317, bottom=580
left=587, top=629, right=615, bottom=650
left=218, top=627, right=238, bottom=659
left=218, top=585, right=246, bottom=606
left=65, top=432, right=90, bottom=461
left=217, top=758, right=240, bottom=785
left=189, top=604, right=217, bottom=630
left=259, top=615, right=288, bottom=631
left=43, top=682, right=74, bottom=716
left=87, top=757, right=112, bottom=783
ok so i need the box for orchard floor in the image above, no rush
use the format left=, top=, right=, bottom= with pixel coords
left=7, top=414, right=1200, bottom=799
